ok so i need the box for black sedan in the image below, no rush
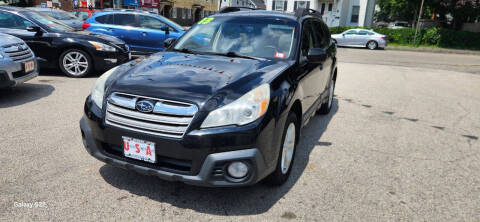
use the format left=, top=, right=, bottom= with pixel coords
left=0, top=6, right=130, bottom=77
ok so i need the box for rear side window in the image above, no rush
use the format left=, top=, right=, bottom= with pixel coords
left=358, top=30, right=369, bottom=35
left=95, top=14, right=112, bottom=24
left=113, top=14, right=136, bottom=26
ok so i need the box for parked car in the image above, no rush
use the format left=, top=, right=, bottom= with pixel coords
left=84, top=9, right=185, bottom=55
left=80, top=8, right=338, bottom=187
left=331, top=29, right=387, bottom=50
left=0, top=33, right=38, bottom=88
left=0, top=6, right=131, bottom=77
left=388, top=21, right=409, bottom=29
left=29, top=8, right=83, bottom=30
left=70, top=8, right=100, bottom=21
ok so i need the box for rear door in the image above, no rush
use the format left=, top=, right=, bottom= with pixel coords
left=356, top=30, right=370, bottom=46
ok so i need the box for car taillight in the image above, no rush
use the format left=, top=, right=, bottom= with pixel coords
left=381, top=36, right=386, bottom=40
left=82, top=22, right=90, bottom=30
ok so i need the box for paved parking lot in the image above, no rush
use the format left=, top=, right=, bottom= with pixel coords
left=1, top=48, right=479, bottom=221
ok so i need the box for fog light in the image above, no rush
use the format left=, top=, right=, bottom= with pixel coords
left=227, top=161, right=249, bottom=179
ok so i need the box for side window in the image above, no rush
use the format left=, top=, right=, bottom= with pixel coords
left=95, top=14, right=111, bottom=24
left=0, top=11, right=34, bottom=29
left=79, top=11, right=89, bottom=21
left=300, top=20, right=314, bottom=59
left=358, top=30, right=369, bottom=35
left=139, top=15, right=167, bottom=30
left=345, top=30, right=357, bottom=35
left=312, top=20, right=329, bottom=48
left=113, top=14, right=136, bottom=26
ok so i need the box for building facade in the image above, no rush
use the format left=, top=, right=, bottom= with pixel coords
left=265, top=0, right=375, bottom=27
left=158, top=0, right=218, bottom=26
left=218, top=0, right=265, bottom=10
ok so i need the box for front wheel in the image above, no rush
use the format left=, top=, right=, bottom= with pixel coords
left=59, top=49, right=92, bottom=78
left=264, top=112, right=298, bottom=185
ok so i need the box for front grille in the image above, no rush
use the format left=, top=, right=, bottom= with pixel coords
left=105, top=92, right=198, bottom=138
left=12, top=70, right=28, bottom=79
left=3, top=43, right=33, bottom=62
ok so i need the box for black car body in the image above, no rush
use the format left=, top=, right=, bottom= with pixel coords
left=0, top=6, right=130, bottom=77
left=80, top=9, right=337, bottom=187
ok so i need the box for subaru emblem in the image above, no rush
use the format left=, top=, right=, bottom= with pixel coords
left=136, top=100, right=154, bottom=113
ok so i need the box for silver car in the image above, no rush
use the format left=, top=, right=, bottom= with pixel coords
left=0, top=33, right=38, bottom=88
left=29, top=8, right=83, bottom=30
left=331, top=29, right=387, bottom=50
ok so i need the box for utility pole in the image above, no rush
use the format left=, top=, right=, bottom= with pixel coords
left=413, top=0, right=425, bottom=46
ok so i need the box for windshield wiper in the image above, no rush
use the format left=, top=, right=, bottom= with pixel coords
left=223, top=51, right=263, bottom=60
left=173, top=48, right=196, bottom=54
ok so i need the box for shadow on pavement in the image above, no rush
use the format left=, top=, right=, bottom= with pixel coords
left=0, top=83, right=54, bottom=108
left=99, top=99, right=339, bottom=216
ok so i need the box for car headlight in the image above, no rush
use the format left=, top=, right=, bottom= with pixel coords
left=201, top=84, right=270, bottom=128
left=88, top=41, right=116, bottom=52
left=91, top=66, right=118, bottom=109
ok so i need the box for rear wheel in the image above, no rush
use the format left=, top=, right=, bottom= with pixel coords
left=59, top=49, right=92, bottom=78
left=367, top=40, right=378, bottom=50
left=264, top=112, right=298, bottom=185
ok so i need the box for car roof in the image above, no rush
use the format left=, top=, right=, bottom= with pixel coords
left=0, top=6, right=31, bottom=12
left=213, top=10, right=298, bottom=22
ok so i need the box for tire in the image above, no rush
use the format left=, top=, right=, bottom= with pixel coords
left=264, top=112, right=298, bottom=186
left=59, top=49, right=92, bottom=78
left=366, top=40, right=378, bottom=50
left=317, top=78, right=335, bottom=115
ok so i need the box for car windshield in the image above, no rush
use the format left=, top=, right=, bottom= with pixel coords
left=24, top=11, right=74, bottom=32
left=173, top=16, right=298, bottom=60
left=46, top=10, right=79, bottom=20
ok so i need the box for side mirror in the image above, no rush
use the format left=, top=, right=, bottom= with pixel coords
left=163, top=37, right=176, bottom=49
left=26, top=26, right=42, bottom=34
left=307, top=48, right=327, bottom=63
left=160, top=25, right=170, bottom=35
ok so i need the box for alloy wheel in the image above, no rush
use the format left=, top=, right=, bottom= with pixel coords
left=62, top=51, right=89, bottom=76
left=281, top=123, right=296, bottom=174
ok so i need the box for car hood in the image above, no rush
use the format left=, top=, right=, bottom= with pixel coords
left=0, top=33, right=24, bottom=46
left=107, top=52, right=291, bottom=106
left=61, top=31, right=125, bottom=44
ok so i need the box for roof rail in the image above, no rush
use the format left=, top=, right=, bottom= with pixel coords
left=294, top=8, right=322, bottom=18
left=219, top=6, right=259, bottom=13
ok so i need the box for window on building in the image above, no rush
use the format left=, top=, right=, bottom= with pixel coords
left=294, top=1, right=310, bottom=10
left=182, top=8, right=186, bottom=19
left=172, top=8, right=177, bottom=18
left=328, top=3, right=332, bottom=11
left=321, top=3, right=325, bottom=14
left=350, top=5, right=359, bottom=23
left=272, top=0, right=287, bottom=11
left=187, top=8, right=192, bottom=19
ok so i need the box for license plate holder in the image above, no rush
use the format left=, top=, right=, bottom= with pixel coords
left=122, top=136, right=156, bottom=163
left=24, top=60, right=35, bottom=73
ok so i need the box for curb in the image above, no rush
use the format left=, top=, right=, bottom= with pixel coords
left=385, top=46, right=480, bottom=56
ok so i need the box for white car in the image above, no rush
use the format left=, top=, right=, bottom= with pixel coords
left=331, top=29, right=387, bottom=50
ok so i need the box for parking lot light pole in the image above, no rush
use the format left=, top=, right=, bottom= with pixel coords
left=413, top=0, right=425, bottom=46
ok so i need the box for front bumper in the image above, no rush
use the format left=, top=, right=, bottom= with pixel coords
left=0, top=59, right=38, bottom=88
left=80, top=116, right=269, bottom=187
left=92, top=50, right=131, bottom=71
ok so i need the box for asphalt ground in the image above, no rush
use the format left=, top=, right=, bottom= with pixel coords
left=1, top=48, right=479, bottom=221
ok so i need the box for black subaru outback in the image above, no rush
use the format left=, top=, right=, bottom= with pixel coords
left=80, top=8, right=337, bottom=187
